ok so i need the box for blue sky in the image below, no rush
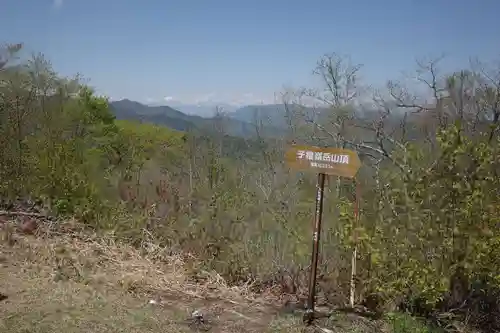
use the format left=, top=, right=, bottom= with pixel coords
left=1, top=0, right=499, bottom=106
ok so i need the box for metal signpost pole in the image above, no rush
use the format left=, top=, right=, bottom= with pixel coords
left=350, top=179, right=360, bottom=307
left=303, top=172, right=326, bottom=325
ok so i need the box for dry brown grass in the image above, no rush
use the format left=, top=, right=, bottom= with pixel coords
left=0, top=219, right=290, bottom=332
left=0, top=218, right=389, bottom=333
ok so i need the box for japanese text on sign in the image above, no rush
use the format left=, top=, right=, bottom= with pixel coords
left=296, top=150, right=350, bottom=165
left=285, top=145, right=361, bottom=178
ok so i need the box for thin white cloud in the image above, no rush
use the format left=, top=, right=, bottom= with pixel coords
left=144, top=91, right=281, bottom=107
left=53, top=0, right=63, bottom=8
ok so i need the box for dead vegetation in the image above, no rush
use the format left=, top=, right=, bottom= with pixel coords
left=0, top=214, right=396, bottom=333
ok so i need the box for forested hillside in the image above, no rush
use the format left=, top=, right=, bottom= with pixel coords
left=109, top=98, right=278, bottom=138
left=1, top=43, right=500, bottom=333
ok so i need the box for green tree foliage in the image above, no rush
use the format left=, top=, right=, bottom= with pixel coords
left=2, top=43, right=500, bottom=331
left=0, top=44, right=184, bottom=226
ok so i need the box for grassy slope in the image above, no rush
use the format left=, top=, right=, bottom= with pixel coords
left=0, top=220, right=409, bottom=333
left=0, top=223, right=275, bottom=332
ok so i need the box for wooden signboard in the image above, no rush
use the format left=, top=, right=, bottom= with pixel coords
left=285, top=145, right=361, bottom=178
left=285, top=144, right=362, bottom=325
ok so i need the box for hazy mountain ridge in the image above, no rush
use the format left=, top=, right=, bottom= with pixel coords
left=109, top=99, right=388, bottom=139
left=167, top=103, right=238, bottom=117
left=109, top=99, right=414, bottom=142
left=109, top=99, right=283, bottom=137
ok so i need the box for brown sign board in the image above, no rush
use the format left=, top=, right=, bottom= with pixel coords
left=285, top=145, right=361, bottom=178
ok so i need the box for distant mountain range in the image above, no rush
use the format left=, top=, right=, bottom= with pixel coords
left=109, top=99, right=429, bottom=145
left=165, top=103, right=239, bottom=117
left=109, top=99, right=321, bottom=137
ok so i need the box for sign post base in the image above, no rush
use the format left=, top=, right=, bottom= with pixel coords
left=303, top=309, right=315, bottom=325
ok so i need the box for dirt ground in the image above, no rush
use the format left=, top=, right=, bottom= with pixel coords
left=0, top=220, right=387, bottom=333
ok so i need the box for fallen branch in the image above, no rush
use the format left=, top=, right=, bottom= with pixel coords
left=0, top=210, right=51, bottom=219
left=227, top=309, right=260, bottom=323
left=331, top=305, right=382, bottom=320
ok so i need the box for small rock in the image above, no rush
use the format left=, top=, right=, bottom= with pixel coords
left=191, top=310, right=204, bottom=321
left=188, top=310, right=212, bottom=332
